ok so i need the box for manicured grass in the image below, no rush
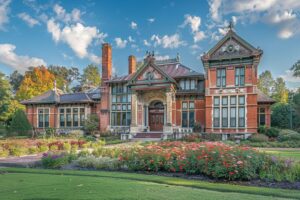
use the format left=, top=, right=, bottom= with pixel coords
left=262, top=149, right=300, bottom=161
left=0, top=168, right=300, bottom=200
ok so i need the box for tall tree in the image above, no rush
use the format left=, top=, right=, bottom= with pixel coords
left=9, top=70, right=24, bottom=92
left=272, top=77, right=289, bottom=103
left=81, top=64, right=101, bottom=87
left=16, top=66, right=56, bottom=100
left=291, top=60, right=300, bottom=77
left=258, top=70, right=275, bottom=96
left=0, top=72, right=13, bottom=123
left=48, top=65, right=80, bottom=91
left=9, top=109, right=32, bottom=136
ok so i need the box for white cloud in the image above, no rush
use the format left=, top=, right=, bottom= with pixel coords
left=280, top=70, right=300, bottom=83
left=47, top=19, right=106, bottom=64
left=0, top=43, right=46, bottom=73
left=148, top=18, right=155, bottom=23
left=130, top=21, right=137, bottom=29
left=128, top=36, right=135, bottom=43
left=53, top=4, right=82, bottom=23
left=0, top=0, right=10, bottom=30
left=181, top=14, right=206, bottom=43
left=151, top=33, right=186, bottom=49
left=143, top=39, right=151, bottom=47
left=18, top=12, right=40, bottom=27
left=278, top=28, right=294, bottom=39
left=114, top=37, right=128, bottom=48
left=208, top=0, right=300, bottom=39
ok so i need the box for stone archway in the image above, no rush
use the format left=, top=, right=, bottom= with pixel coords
left=148, top=100, right=164, bottom=131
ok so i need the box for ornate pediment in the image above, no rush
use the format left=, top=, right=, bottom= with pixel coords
left=210, top=38, right=252, bottom=60
left=137, top=66, right=164, bottom=81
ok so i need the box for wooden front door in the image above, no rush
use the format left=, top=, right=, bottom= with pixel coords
left=149, top=113, right=164, bottom=131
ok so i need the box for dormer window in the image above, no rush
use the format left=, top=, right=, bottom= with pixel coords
left=179, top=79, right=196, bottom=90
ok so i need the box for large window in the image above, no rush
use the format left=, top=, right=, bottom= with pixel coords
left=38, top=108, right=49, bottom=128
left=59, top=107, right=85, bottom=128
left=217, top=68, right=226, bottom=87
left=235, top=67, right=245, bottom=86
left=213, top=95, right=245, bottom=128
left=182, top=101, right=195, bottom=128
left=179, top=79, right=196, bottom=90
left=258, top=107, right=266, bottom=126
left=111, top=83, right=132, bottom=127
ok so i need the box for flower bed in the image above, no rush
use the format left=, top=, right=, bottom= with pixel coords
left=118, top=142, right=300, bottom=181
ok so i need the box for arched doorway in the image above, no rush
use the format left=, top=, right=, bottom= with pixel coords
left=148, top=100, right=164, bottom=131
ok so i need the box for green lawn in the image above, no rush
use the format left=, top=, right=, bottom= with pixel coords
left=1, top=168, right=300, bottom=200
left=261, top=149, right=300, bottom=161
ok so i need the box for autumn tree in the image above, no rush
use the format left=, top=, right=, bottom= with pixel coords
left=258, top=70, right=275, bottom=96
left=0, top=72, right=13, bottom=123
left=9, top=70, right=24, bottom=92
left=272, top=77, right=289, bottom=103
left=48, top=65, right=80, bottom=91
left=81, top=64, right=101, bottom=87
left=16, top=66, right=55, bottom=100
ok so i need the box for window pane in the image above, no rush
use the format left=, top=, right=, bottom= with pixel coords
left=213, top=108, right=220, bottom=127
left=111, top=113, right=116, bottom=126
left=38, top=114, right=43, bottom=128
left=222, top=96, right=228, bottom=105
left=230, top=96, right=236, bottom=105
left=239, top=96, right=245, bottom=105
left=259, top=114, right=266, bottom=126
left=126, top=112, right=131, bottom=126
left=182, top=111, right=188, bottom=127
left=189, top=111, right=194, bottom=127
left=122, top=95, right=127, bottom=103
left=73, top=108, right=78, bottom=113
left=112, top=95, right=116, bottom=103
left=186, top=80, right=190, bottom=90
left=190, top=80, right=195, bottom=89
left=238, top=107, right=245, bottom=127
left=112, top=104, right=116, bottom=111
left=189, top=102, right=195, bottom=109
left=60, top=114, right=65, bottom=127
left=222, top=107, right=228, bottom=127
left=127, top=94, right=131, bottom=102
left=73, top=114, right=78, bottom=127
left=122, top=113, right=126, bottom=126
left=80, top=108, right=85, bottom=113
left=222, top=78, right=226, bottom=87
left=66, top=108, right=71, bottom=113
left=44, top=114, right=49, bottom=128
left=127, top=104, right=131, bottom=111
left=80, top=114, right=85, bottom=126
left=240, top=76, right=244, bottom=86
left=221, top=69, right=226, bottom=76
left=117, top=105, right=121, bottom=111
left=122, top=105, right=127, bottom=111
left=66, top=114, right=71, bottom=127
left=180, top=80, right=184, bottom=89
left=60, top=108, right=64, bottom=113
left=214, top=97, right=220, bottom=106
left=230, top=107, right=236, bottom=127
left=182, top=102, right=188, bottom=110
left=116, top=113, right=121, bottom=126
left=38, top=109, right=43, bottom=114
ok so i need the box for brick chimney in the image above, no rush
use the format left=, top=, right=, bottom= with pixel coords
left=102, top=43, right=112, bottom=82
left=128, top=55, right=136, bottom=74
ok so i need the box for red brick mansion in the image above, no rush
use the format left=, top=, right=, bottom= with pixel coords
left=22, top=29, right=275, bottom=139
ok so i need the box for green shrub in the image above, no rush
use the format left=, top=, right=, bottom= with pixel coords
left=76, top=155, right=120, bottom=170
left=63, top=142, right=71, bottom=152
left=28, top=146, right=39, bottom=154
left=249, top=134, right=269, bottom=142
left=9, top=146, right=28, bottom=156
left=0, top=147, right=9, bottom=157
left=68, top=130, right=84, bottom=138
left=258, top=126, right=267, bottom=134
left=71, top=144, right=78, bottom=153
left=278, top=129, right=300, bottom=142
left=49, top=145, right=58, bottom=151
left=265, top=127, right=279, bottom=138
left=41, top=152, right=70, bottom=169
left=9, top=110, right=32, bottom=136
left=38, top=145, right=49, bottom=152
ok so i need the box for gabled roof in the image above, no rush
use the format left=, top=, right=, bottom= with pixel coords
left=202, top=29, right=263, bottom=62
left=257, top=89, right=276, bottom=104
left=107, top=56, right=204, bottom=84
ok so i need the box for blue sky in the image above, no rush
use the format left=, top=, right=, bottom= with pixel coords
left=0, top=0, right=300, bottom=89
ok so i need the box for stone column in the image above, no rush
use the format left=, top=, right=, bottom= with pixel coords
left=166, top=92, right=173, bottom=125
left=130, top=92, right=138, bottom=134
left=163, top=103, right=167, bottom=125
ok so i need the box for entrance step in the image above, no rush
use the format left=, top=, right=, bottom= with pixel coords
left=132, top=132, right=163, bottom=141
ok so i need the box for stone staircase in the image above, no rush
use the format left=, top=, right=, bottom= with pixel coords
left=132, top=132, right=163, bottom=141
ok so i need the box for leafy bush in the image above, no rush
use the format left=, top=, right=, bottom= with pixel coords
left=28, top=146, right=39, bottom=154
left=118, top=142, right=272, bottom=180
left=249, top=134, right=269, bottom=142
left=9, top=146, right=28, bottom=156
left=83, top=114, right=99, bottom=134
left=68, top=130, right=84, bottom=138
left=0, top=147, right=9, bottom=157
left=63, top=142, right=71, bottom=152
left=258, top=126, right=267, bottom=134
left=38, top=145, right=49, bottom=152
left=278, top=129, right=300, bottom=142
left=41, top=152, right=75, bottom=169
left=9, top=109, right=32, bottom=136
left=265, top=127, right=279, bottom=138
left=76, top=155, right=120, bottom=170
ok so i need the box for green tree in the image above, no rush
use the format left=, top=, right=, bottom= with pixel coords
left=83, top=114, right=99, bottom=134
left=0, top=72, right=13, bottom=123
left=81, top=64, right=101, bottom=87
left=9, top=109, right=32, bottom=136
left=272, top=77, right=289, bottom=103
left=258, top=70, right=275, bottom=96
left=48, top=65, right=80, bottom=91
left=16, top=66, right=56, bottom=100
left=9, top=70, right=24, bottom=92
left=291, top=60, right=300, bottom=77
left=271, top=103, right=300, bottom=129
